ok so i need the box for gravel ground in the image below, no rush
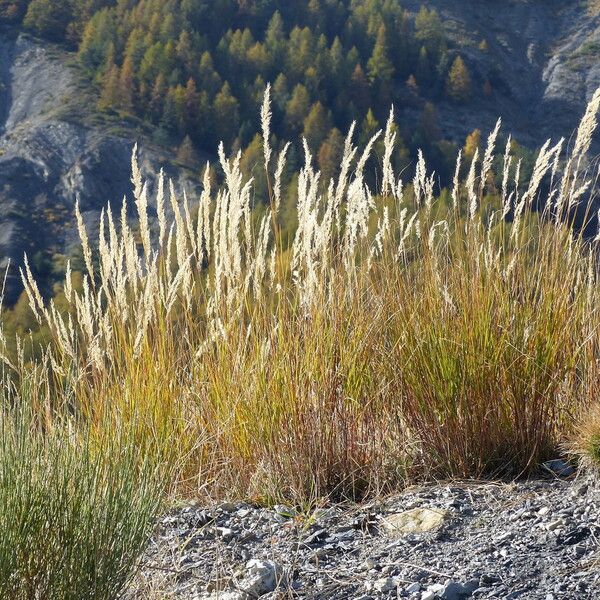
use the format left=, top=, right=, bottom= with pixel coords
left=130, top=474, right=600, bottom=600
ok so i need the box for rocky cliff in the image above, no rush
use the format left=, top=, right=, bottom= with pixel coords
left=399, top=0, right=600, bottom=148
left=0, top=29, right=196, bottom=304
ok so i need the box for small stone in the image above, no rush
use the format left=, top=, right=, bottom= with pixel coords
left=216, top=527, right=234, bottom=541
left=421, top=592, right=436, bottom=600
left=303, top=528, right=328, bottom=545
left=406, top=582, right=422, bottom=593
left=374, top=577, right=396, bottom=592
left=542, top=459, right=575, bottom=478
left=381, top=508, right=449, bottom=536
left=361, top=558, right=378, bottom=571
left=237, top=560, right=283, bottom=597
left=428, top=584, right=445, bottom=593
left=538, top=506, right=550, bottom=516
left=546, top=520, right=562, bottom=531
left=440, top=581, right=478, bottom=599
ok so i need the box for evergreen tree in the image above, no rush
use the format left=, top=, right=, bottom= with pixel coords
left=265, top=10, right=285, bottom=64
left=318, top=127, right=344, bottom=183
left=119, top=56, right=136, bottom=110
left=463, top=129, right=481, bottom=161
left=417, top=102, right=441, bottom=144
left=98, top=62, right=120, bottom=110
left=198, top=51, right=222, bottom=96
left=213, top=82, right=240, bottom=145
left=149, top=73, right=167, bottom=121
left=360, top=108, right=380, bottom=146
left=414, top=6, right=445, bottom=58
left=176, top=134, right=199, bottom=166
left=416, top=46, right=431, bottom=87
left=285, top=84, right=311, bottom=133
left=303, top=102, right=331, bottom=151
left=240, top=133, right=268, bottom=199
left=367, top=25, right=394, bottom=83
left=272, top=73, right=289, bottom=110
left=184, top=78, right=199, bottom=130
left=349, top=63, right=370, bottom=114
left=446, top=56, right=471, bottom=103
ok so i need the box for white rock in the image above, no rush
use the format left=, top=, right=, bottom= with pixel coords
left=237, top=560, right=283, bottom=596
left=538, top=506, right=550, bottom=516
left=546, top=519, right=563, bottom=531
left=406, top=581, right=422, bottom=593
left=216, top=527, right=234, bottom=541
left=374, top=577, right=396, bottom=592
left=421, top=592, right=436, bottom=600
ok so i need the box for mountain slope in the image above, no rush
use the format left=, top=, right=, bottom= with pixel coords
left=400, top=0, right=600, bottom=148
left=1, top=1, right=600, bottom=303
left=0, top=29, right=195, bottom=303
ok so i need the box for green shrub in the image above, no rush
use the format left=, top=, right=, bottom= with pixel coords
left=0, top=380, right=164, bottom=600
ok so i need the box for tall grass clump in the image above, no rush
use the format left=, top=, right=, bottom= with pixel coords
left=8, top=87, right=600, bottom=505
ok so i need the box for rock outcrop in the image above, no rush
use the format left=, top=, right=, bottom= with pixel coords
left=401, top=0, right=600, bottom=149
left=0, top=29, right=195, bottom=304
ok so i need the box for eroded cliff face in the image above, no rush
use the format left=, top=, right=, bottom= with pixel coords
left=0, top=30, right=195, bottom=303
left=399, top=0, right=600, bottom=147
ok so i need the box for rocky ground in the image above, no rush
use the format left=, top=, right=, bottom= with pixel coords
left=130, top=469, right=600, bottom=599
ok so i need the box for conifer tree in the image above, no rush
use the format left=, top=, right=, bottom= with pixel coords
left=416, top=46, right=431, bottom=87
left=176, top=134, right=199, bottom=166
left=415, top=6, right=445, bottom=58
left=318, top=127, right=344, bottom=182
left=98, top=62, right=120, bottom=110
left=350, top=63, right=370, bottom=113
left=213, top=82, right=240, bottom=145
left=360, top=108, right=380, bottom=146
left=119, top=56, right=136, bottom=110
left=367, top=25, right=394, bottom=83
left=417, top=102, right=441, bottom=144
left=272, top=73, right=289, bottom=110
left=284, top=84, right=311, bottom=133
left=303, top=102, right=331, bottom=151
left=149, top=73, right=167, bottom=121
left=463, top=129, right=481, bottom=161
left=446, top=55, right=472, bottom=103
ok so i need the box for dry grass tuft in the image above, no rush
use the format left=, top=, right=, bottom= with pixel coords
left=569, top=404, right=600, bottom=470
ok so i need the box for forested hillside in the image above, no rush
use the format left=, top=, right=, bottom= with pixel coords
left=0, top=0, right=598, bottom=321
left=1, top=0, right=482, bottom=184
